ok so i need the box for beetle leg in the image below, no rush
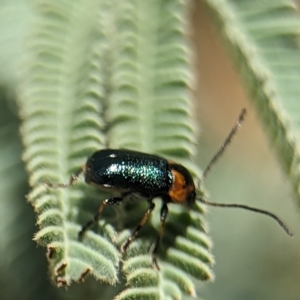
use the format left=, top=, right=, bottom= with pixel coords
left=121, top=200, right=155, bottom=253
left=150, top=202, right=168, bottom=270
left=78, top=197, right=123, bottom=240
left=45, top=166, right=85, bottom=188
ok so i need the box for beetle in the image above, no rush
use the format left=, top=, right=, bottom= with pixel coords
left=46, top=108, right=292, bottom=270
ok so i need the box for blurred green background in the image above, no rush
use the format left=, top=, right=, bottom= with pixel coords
left=1, top=0, right=300, bottom=299
left=193, top=2, right=300, bottom=299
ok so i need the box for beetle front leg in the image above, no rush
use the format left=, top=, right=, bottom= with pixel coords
left=150, top=202, right=168, bottom=270
left=78, top=197, right=123, bottom=240
left=121, top=200, right=155, bottom=253
left=45, top=166, right=85, bottom=188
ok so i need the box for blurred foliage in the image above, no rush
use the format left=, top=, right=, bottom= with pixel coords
left=1, top=0, right=300, bottom=300
left=204, top=0, right=300, bottom=202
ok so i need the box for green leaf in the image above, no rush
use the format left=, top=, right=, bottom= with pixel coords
left=18, top=0, right=213, bottom=298
left=203, top=0, right=300, bottom=203
left=20, top=0, right=117, bottom=286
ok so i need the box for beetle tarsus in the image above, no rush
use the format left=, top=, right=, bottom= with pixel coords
left=45, top=166, right=85, bottom=188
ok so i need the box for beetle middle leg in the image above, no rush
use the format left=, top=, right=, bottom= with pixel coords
left=150, top=202, right=168, bottom=270
left=79, top=197, right=123, bottom=240
left=121, top=200, right=155, bottom=253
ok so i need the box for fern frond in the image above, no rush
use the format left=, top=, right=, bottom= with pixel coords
left=203, top=0, right=300, bottom=203
left=19, top=0, right=118, bottom=285
left=19, top=0, right=213, bottom=297
left=109, top=0, right=214, bottom=298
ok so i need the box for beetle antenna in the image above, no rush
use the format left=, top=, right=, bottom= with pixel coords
left=197, top=108, right=293, bottom=237
left=202, top=108, right=247, bottom=180
left=199, top=197, right=293, bottom=236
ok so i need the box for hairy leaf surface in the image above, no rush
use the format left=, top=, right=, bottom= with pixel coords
left=19, top=0, right=214, bottom=298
